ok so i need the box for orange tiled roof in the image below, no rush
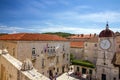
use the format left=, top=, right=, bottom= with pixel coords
left=0, top=33, right=67, bottom=41
left=68, top=34, right=96, bottom=39
left=70, top=41, right=84, bottom=48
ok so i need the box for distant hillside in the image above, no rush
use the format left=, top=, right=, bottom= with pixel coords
left=42, top=32, right=72, bottom=38
left=0, top=33, right=8, bottom=36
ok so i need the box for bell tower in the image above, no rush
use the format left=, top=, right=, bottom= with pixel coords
left=96, top=23, right=119, bottom=80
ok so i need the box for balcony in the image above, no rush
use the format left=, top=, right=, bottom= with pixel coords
left=47, top=53, right=56, bottom=58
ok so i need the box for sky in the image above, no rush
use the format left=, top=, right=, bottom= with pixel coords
left=0, top=0, right=120, bottom=34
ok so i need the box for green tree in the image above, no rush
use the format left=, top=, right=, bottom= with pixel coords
left=42, top=32, right=72, bottom=38
left=70, top=53, right=74, bottom=61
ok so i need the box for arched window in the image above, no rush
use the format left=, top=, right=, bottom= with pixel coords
left=32, top=48, right=35, bottom=56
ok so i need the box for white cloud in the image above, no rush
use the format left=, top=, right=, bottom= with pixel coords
left=55, top=11, right=120, bottom=23
left=0, top=26, right=25, bottom=33
left=73, top=5, right=92, bottom=11
left=39, top=26, right=100, bottom=34
left=38, top=26, right=120, bottom=34
left=0, top=23, right=120, bottom=34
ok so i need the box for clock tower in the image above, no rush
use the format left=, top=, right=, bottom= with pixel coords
left=96, top=23, right=119, bottom=80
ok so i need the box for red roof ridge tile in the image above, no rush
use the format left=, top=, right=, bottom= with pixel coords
left=0, top=33, right=67, bottom=41
left=70, top=41, right=84, bottom=48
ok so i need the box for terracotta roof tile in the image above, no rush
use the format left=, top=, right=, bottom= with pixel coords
left=0, top=33, right=67, bottom=41
left=70, top=41, right=84, bottom=48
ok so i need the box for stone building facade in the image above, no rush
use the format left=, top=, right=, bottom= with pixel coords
left=96, top=24, right=119, bottom=80
left=70, top=41, right=84, bottom=59
left=0, top=49, right=49, bottom=80
left=0, top=33, right=70, bottom=77
left=69, top=23, right=120, bottom=80
left=84, top=37, right=98, bottom=64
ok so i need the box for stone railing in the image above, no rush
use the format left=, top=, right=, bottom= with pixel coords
left=0, top=49, right=49, bottom=80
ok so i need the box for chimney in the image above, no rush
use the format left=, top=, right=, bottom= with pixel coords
left=90, top=34, right=91, bottom=37
left=81, top=34, right=84, bottom=37
left=94, top=33, right=96, bottom=37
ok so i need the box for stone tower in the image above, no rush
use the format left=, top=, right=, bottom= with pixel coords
left=96, top=23, right=119, bottom=80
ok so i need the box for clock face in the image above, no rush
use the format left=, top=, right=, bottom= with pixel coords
left=100, top=39, right=111, bottom=50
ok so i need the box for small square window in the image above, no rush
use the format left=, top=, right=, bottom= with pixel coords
left=114, top=77, right=116, bottom=80
left=89, top=69, right=92, bottom=74
left=119, top=45, right=120, bottom=48
left=32, top=48, right=35, bottom=55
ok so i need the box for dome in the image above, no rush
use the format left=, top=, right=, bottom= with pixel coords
left=99, top=23, right=115, bottom=37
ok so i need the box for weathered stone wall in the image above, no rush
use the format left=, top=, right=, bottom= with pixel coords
left=70, top=47, right=84, bottom=59
left=0, top=41, right=17, bottom=57
left=17, top=41, right=70, bottom=77
left=84, top=42, right=98, bottom=64
left=96, top=37, right=119, bottom=80
left=0, top=51, right=49, bottom=80
left=0, top=41, right=70, bottom=77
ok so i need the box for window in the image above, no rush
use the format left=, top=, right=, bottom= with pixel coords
left=42, top=59, right=45, bottom=67
left=32, top=48, right=37, bottom=60
left=113, top=77, right=116, bottom=80
left=89, top=69, right=92, bottom=74
left=67, top=54, right=69, bottom=61
left=63, top=53, right=65, bottom=58
left=50, top=49, right=52, bottom=53
left=42, top=72, right=44, bottom=75
left=53, top=49, right=55, bottom=52
left=56, top=56, right=59, bottom=63
left=63, top=45, right=65, bottom=51
left=82, top=68, right=86, bottom=74
left=94, top=44, right=97, bottom=47
left=77, top=67, right=79, bottom=72
left=119, top=45, right=120, bottom=48
left=32, top=48, right=35, bottom=55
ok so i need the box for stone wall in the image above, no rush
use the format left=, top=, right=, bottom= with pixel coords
left=0, top=50, right=49, bottom=80
left=84, top=42, right=98, bottom=64
left=70, top=47, right=84, bottom=59
left=0, top=41, right=17, bottom=57
left=0, top=41, right=70, bottom=77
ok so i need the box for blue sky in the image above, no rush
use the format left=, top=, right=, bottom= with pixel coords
left=0, top=0, right=120, bottom=34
